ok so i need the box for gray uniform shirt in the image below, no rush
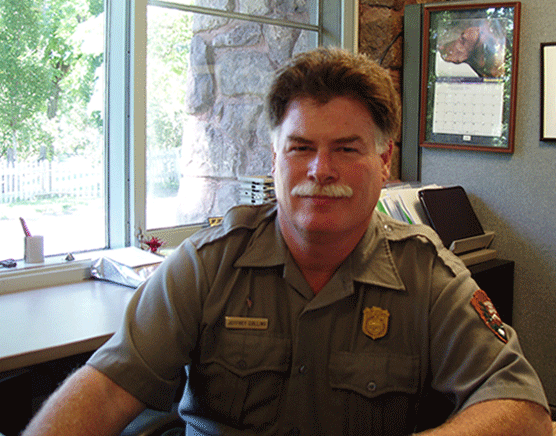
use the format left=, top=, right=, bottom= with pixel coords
left=88, top=204, right=548, bottom=435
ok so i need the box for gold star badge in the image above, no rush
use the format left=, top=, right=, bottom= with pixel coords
left=362, top=307, right=390, bottom=340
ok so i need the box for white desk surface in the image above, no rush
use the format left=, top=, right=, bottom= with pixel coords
left=0, top=280, right=136, bottom=373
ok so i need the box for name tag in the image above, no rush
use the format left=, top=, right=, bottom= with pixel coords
left=225, top=316, right=269, bottom=330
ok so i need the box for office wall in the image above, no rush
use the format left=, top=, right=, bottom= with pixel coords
left=419, top=0, right=556, bottom=405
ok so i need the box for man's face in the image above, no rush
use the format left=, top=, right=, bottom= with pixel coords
left=272, top=96, right=392, bottom=241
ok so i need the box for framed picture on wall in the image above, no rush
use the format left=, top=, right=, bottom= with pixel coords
left=419, top=2, right=521, bottom=153
left=540, top=42, right=556, bottom=141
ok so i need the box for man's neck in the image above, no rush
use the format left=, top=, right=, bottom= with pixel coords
left=279, top=216, right=369, bottom=294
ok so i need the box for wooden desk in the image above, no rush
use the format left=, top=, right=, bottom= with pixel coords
left=0, top=280, right=136, bottom=373
left=0, top=280, right=136, bottom=435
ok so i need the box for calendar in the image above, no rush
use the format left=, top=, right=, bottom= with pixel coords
left=432, top=80, right=505, bottom=139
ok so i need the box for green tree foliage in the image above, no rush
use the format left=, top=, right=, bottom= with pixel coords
left=0, top=0, right=103, bottom=162
left=147, top=7, right=193, bottom=152
left=0, top=0, right=52, bottom=160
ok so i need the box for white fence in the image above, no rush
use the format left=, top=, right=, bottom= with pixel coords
left=0, top=158, right=103, bottom=203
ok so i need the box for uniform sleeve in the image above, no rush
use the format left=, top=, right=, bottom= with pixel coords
left=427, top=255, right=549, bottom=415
left=87, top=239, right=207, bottom=410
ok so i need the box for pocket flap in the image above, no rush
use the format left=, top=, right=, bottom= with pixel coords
left=201, top=331, right=291, bottom=377
left=329, top=352, right=419, bottom=398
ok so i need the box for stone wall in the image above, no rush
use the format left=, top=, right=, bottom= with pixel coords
left=177, top=0, right=444, bottom=222
left=177, top=0, right=312, bottom=223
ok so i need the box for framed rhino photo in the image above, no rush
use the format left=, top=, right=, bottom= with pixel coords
left=419, top=2, right=521, bottom=153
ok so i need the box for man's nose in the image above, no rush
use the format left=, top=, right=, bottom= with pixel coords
left=307, top=150, right=338, bottom=183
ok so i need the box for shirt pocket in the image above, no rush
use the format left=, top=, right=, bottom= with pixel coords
left=193, top=331, right=291, bottom=428
left=329, top=351, right=420, bottom=435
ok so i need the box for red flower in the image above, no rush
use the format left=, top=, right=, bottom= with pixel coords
left=144, top=236, right=164, bottom=253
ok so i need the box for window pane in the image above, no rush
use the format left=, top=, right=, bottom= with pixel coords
left=165, top=0, right=319, bottom=26
left=145, top=5, right=317, bottom=229
left=0, top=0, right=105, bottom=260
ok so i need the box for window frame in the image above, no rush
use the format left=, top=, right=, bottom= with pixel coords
left=130, top=0, right=358, bottom=246
left=0, top=0, right=357, bottom=292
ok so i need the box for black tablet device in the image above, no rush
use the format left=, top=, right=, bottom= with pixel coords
left=418, top=186, right=484, bottom=248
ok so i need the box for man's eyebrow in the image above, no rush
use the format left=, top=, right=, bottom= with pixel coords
left=286, top=135, right=312, bottom=144
left=333, top=135, right=361, bottom=144
left=286, top=135, right=362, bottom=144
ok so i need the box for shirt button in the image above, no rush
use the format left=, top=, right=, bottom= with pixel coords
left=298, top=365, right=308, bottom=374
left=367, top=381, right=377, bottom=392
left=383, top=224, right=393, bottom=232
left=238, top=360, right=247, bottom=369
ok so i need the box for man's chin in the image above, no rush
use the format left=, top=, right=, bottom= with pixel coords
left=293, top=216, right=348, bottom=234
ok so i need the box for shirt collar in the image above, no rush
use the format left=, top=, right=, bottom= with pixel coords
left=233, top=204, right=287, bottom=268
left=349, top=212, right=406, bottom=292
left=234, top=207, right=406, bottom=292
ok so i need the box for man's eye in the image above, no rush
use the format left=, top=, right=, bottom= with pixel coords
left=289, top=145, right=310, bottom=152
left=339, top=146, right=358, bottom=153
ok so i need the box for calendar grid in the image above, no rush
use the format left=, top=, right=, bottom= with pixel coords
left=433, top=81, right=505, bottom=138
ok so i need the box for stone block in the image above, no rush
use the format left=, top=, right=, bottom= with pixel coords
left=215, top=51, right=273, bottom=96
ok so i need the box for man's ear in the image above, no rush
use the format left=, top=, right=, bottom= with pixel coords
left=270, top=130, right=278, bottom=176
left=380, top=140, right=394, bottom=182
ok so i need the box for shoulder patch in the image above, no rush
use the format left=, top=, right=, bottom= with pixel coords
left=471, top=289, right=508, bottom=343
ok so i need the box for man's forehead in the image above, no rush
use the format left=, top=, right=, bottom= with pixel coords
left=286, top=133, right=364, bottom=144
left=281, top=96, right=375, bottom=126
left=283, top=95, right=370, bottom=114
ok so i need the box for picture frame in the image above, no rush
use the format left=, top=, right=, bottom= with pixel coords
left=419, top=2, right=521, bottom=153
left=540, top=42, right=556, bottom=141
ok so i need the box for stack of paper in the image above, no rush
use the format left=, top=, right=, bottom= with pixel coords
left=377, top=183, right=442, bottom=225
left=239, top=176, right=276, bottom=205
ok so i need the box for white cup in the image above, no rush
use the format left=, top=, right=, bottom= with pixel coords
left=24, top=235, right=45, bottom=264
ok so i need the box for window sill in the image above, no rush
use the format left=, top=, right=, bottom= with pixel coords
left=0, top=244, right=175, bottom=295
left=0, top=224, right=203, bottom=295
left=0, top=255, right=93, bottom=295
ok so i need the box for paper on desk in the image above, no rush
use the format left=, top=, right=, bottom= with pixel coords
left=100, top=247, right=164, bottom=267
left=91, top=247, right=163, bottom=288
left=378, top=184, right=442, bottom=225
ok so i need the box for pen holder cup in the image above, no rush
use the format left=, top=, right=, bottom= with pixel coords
left=24, top=235, right=44, bottom=264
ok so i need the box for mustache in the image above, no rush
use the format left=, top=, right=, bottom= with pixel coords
left=291, top=181, right=353, bottom=198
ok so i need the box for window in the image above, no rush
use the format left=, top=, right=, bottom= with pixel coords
left=0, top=0, right=356, bottom=265
left=0, top=0, right=106, bottom=261
left=144, top=1, right=320, bottom=232
left=140, top=0, right=357, bottom=245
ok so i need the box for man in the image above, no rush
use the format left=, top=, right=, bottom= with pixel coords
left=23, top=48, right=551, bottom=435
